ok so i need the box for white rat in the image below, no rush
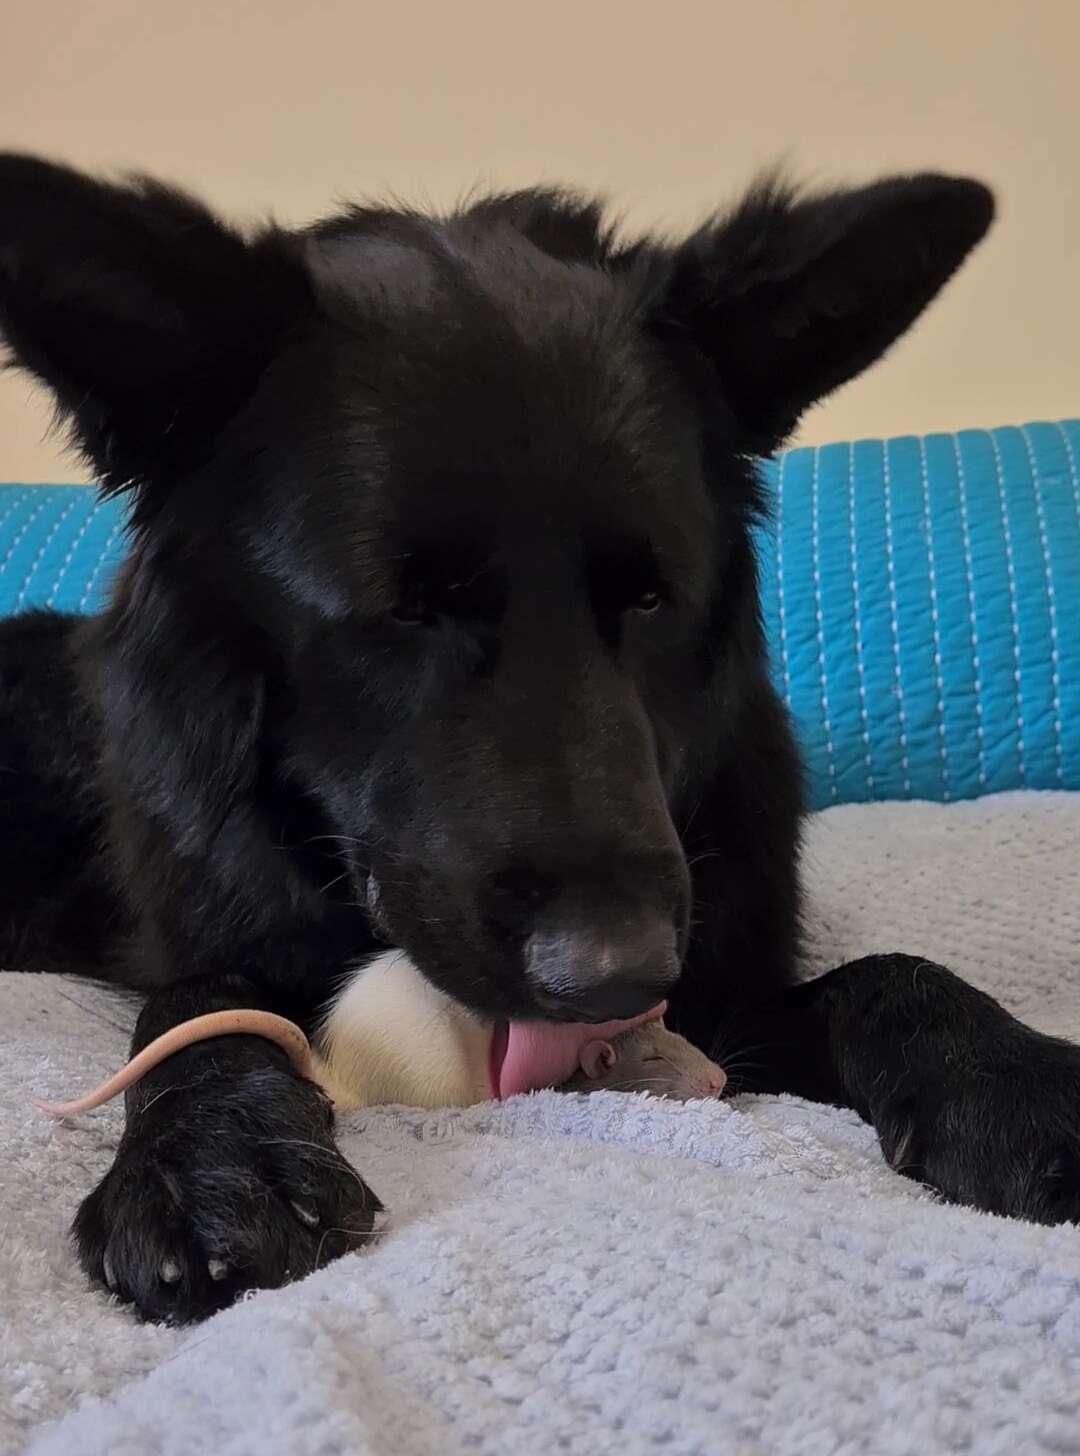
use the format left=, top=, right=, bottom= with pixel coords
left=35, top=948, right=725, bottom=1116
left=315, top=950, right=725, bottom=1108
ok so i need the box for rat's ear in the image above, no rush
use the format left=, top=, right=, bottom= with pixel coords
left=652, top=171, right=994, bottom=452
left=0, top=153, right=312, bottom=493
left=579, top=1040, right=617, bottom=1080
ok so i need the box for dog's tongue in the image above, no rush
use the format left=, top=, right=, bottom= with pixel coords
left=490, top=1002, right=666, bottom=1099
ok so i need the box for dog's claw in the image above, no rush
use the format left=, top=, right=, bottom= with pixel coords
left=160, top=1257, right=182, bottom=1284
left=102, top=1252, right=117, bottom=1290
left=206, top=1257, right=228, bottom=1282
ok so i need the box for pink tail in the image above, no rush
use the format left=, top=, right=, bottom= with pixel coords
left=34, top=1009, right=313, bottom=1118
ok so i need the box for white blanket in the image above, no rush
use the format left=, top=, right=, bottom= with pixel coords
left=3, top=792, right=1080, bottom=1456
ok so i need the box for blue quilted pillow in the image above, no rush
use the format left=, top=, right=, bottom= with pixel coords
left=0, top=484, right=127, bottom=617
left=2, top=417, right=1079, bottom=810
left=754, top=421, right=1080, bottom=806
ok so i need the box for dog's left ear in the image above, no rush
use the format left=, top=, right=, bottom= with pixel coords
left=0, top=153, right=312, bottom=493
left=655, top=172, right=995, bottom=452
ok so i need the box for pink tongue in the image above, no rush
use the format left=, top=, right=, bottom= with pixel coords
left=491, top=1002, right=666, bottom=1099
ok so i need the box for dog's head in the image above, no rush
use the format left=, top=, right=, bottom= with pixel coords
left=0, top=156, right=993, bottom=1019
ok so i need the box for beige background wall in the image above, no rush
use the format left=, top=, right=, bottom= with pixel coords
left=2, top=0, right=1077, bottom=481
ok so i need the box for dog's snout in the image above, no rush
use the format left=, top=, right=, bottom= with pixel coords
left=524, top=915, right=681, bottom=1021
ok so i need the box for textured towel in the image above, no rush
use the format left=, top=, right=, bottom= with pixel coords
left=3, top=791, right=1080, bottom=1456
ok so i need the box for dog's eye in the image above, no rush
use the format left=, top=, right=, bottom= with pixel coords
left=391, top=582, right=430, bottom=627
left=631, top=590, right=662, bottom=615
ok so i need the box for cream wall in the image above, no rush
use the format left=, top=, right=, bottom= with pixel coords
left=2, top=0, right=1077, bottom=481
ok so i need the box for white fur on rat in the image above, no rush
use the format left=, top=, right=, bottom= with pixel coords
left=313, top=949, right=495, bottom=1110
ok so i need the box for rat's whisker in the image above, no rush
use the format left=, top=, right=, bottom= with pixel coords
left=595, top=1076, right=675, bottom=1093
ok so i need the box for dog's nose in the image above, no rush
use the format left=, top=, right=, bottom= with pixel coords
left=523, top=915, right=681, bottom=1022
left=484, top=866, right=561, bottom=936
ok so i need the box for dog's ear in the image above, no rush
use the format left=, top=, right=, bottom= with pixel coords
left=654, top=172, right=995, bottom=452
left=0, top=153, right=311, bottom=491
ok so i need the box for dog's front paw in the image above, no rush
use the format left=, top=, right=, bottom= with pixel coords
left=73, top=1065, right=381, bottom=1324
left=852, top=958, right=1080, bottom=1224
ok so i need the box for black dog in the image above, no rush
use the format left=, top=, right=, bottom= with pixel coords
left=2, top=155, right=1078, bottom=1325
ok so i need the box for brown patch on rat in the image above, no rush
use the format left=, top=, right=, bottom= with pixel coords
left=562, top=1022, right=726, bottom=1101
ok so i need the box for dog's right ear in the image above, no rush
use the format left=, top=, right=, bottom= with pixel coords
left=0, top=154, right=311, bottom=492
left=653, top=171, right=995, bottom=453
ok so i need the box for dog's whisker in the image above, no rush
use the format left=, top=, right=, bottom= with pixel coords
left=318, top=869, right=352, bottom=896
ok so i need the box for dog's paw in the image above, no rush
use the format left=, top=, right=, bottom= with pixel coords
left=73, top=1065, right=381, bottom=1324
left=853, top=960, right=1080, bottom=1224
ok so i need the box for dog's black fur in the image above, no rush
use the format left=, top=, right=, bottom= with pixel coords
left=2, top=154, right=1079, bottom=1324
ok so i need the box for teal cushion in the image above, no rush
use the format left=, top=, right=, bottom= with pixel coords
left=754, top=421, right=1080, bottom=806
left=0, top=484, right=127, bottom=617
left=2, top=417, right=1079, bottom=809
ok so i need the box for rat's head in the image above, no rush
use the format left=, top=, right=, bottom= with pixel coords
left=0, top=156, right=994, bottom=1023
left=573, top=1023, right=727, bottom=1101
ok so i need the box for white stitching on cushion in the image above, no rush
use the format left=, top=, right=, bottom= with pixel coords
left=0, top=489, right=31, bottom=539
left=916, top=436, right=950, bottom=798
left=77, top=517, right=126, bottom=612
left=13, top=492, right=82, bottom=612
left=1018, top=425, right=1063, bottom=783
left=950, top=433, right=987, bottom=787
left=0, top=497, right=50, bottom=584
left=1052, top=420, right=1080, bottom=526
left=774, top=451, right=793, bottom=710
left=881, top=441, right=911, bottom=794
left=46, top=497, right=106, bottom=609
left=809, top=446, right=837, bottom=799
left=987, top=428, right=1026, bottom=783
left=846, top=441, right=874, bottom=795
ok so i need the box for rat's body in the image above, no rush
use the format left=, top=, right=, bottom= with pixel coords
left=316, top=950, right=725, bottom=1107
left=38, top=949, right=718, bottom=1118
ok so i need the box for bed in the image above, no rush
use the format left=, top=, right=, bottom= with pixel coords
left=3, top=423, right=1079, bottom=1456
